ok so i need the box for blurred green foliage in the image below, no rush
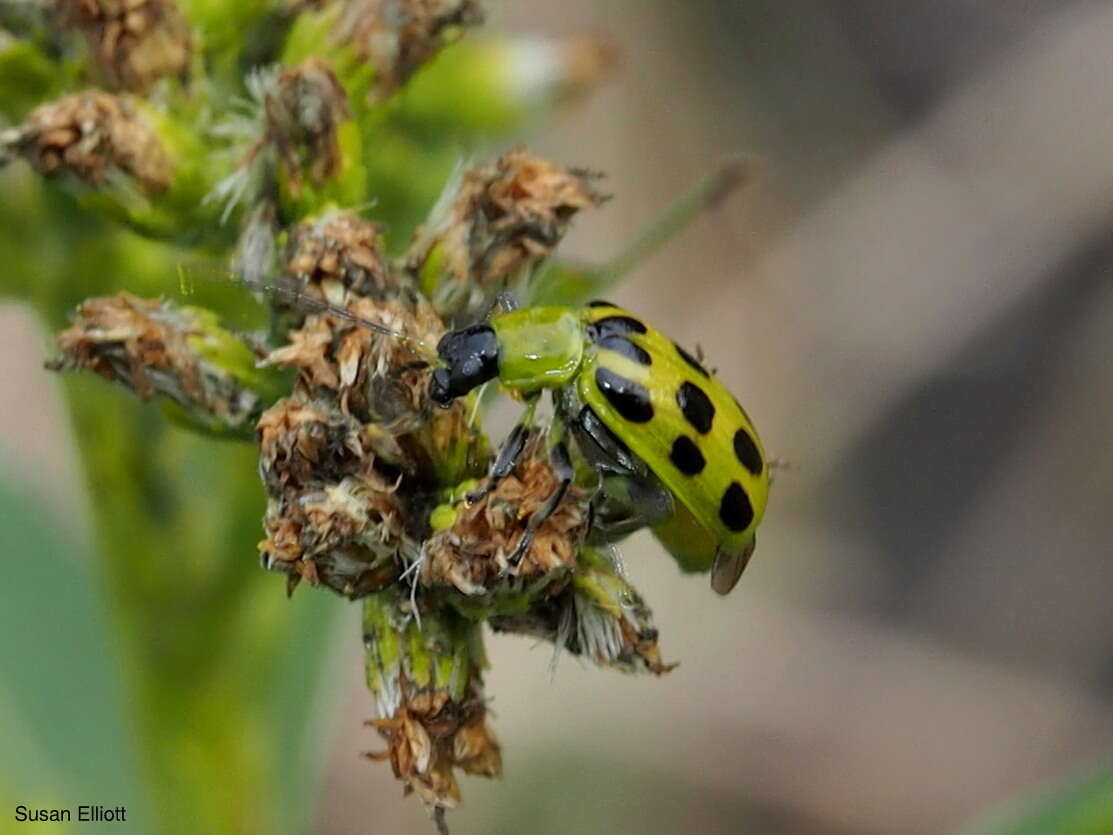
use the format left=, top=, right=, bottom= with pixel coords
left=961, top=758, right=1113, bottom=835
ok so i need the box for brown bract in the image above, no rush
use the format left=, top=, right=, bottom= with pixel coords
left=4, top=90, right=171, bottom=191
left=490, top=580, right=676, bottom=676
left=264, top=296, right=441, bottom=426
left=332, top=0, right=483, bottom=99
left=257, top=397, right=412, bottom=596
left=409, top=149, right=603, bottom=316
left=56, top=0, right=193, bottom=92
left=260, top=477, right=406, bottom=596
left=286, top=212, right=390, bottom=303
left=423, top=436, right=589, bottom=595
left=49, top=292, right=260, bottom=427
left=365, top=691, right=500, bottom=814
left=261, top=58, right=351, bottom=193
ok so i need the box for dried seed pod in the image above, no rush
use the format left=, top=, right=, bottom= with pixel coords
left=408, top=149, right=603, bottom=318
left=422, top=434, right=589, bottom=597
left=48, top=292, right=275, bottom=434
left=260, top=477, right=407, bottom=596
left=258, top=397, right=378, bottom=493
left=490, top=547, right=676, bottom=676
left=266, top=57, right=352, bottom=191
left=3, top=89, right=171, bottom=191
left=329, top=0, right=483, bottom=99
left=55, top=0, right=193, bottom=92
left=257, top=397, right=413, bottom=597
left=285, top=211, right=390, bottom=304
left=363, top=589, right=500, bottom=818
left=263, top=295, right=442, bottom=426
left=208, top=58, right=365, bottom=229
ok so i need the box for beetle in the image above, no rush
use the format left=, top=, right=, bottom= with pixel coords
left=427, top=299, right=769, bottom=595
left=207, top=268, right=770, bottom=595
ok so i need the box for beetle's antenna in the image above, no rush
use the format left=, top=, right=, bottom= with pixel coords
left=176, top=263, right=434, bottom=354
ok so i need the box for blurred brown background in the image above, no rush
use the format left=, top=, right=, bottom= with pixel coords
left=5, top=1, right=1113, bottom=833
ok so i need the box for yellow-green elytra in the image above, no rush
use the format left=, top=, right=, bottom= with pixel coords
left=428, top=300, right=770, bottom=595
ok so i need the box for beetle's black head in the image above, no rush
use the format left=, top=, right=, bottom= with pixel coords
left=429, top=324, right=500, bottom=406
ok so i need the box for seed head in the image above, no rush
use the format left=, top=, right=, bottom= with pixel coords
left=330, top=0, right=483, bottom=99
left=49, top=292, right=266, bottom=431
left=55, top=0, right=193, bottom=92
left=409, top=148, right=603, bottom=318
left=285, top=211, right=391, bottom=304
left=3, top=90, right=171, bottom=191
left=423, top=434, right=589, bottom=596
left=267, top=57, right=352, bottom=192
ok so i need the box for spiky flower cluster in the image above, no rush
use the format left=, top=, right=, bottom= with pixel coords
left=0, top=0, right=721, bottom=829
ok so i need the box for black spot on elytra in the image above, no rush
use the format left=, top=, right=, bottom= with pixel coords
left=674, top=342, right=710, bottom=377
left=597, top=335, right=652, bottom=366
left=733, top=428, right=763, bottom=475
left=587, top=315, right=648, bottom=343
left=587, top=299, right=618, bottom=308
left=595, top=367, right=654, bottom=423
left=677, top=381, right=715, bottom=434
left=719, top=482, right=754, bottom=532
left=669, top=435, right=706, bottom=475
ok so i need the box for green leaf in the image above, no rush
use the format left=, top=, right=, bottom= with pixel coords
left=959, top=758, right=1113, bottom=835
left=0, top=460, right=149, bottom=829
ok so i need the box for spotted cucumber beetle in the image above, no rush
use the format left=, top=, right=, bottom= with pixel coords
left=187, top=267, right=769, bottom=595
left=428, top=299, right=769, bottom=595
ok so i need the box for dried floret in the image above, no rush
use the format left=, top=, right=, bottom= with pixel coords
left=263, top=295, right=442, bottom=426
left=256, top=396, right=414, bottom=597
left=259, top=477, right=407, bottom=597
left=422, top=434, right=589, bottom=596
left=286, top=211, right=390, bottom=303
left=490, top=548, right=676, bottom=675
left=48, top=292, right=267, bottom=432
left=3, top=90, right=171, bottom=191
left=55, top=0, right=193, bottom=92
left=363, top=589, right=500, bottom=821
left=264, top=57, right=352, bottom=192
left=409, top=149, right=603, bottom=318
left=330, top=0, right=483, bottom=99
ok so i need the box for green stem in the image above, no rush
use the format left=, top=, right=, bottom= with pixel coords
left=531, top=156, right=753, bottom=306
left=2, top=183, right=343, bottom=835
left=604, top=155, right=752, bottom=279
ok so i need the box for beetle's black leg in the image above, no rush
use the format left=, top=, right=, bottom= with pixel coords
left=587, top=474, right=674, bottom=544
left=465, top=422, right=530, bottom=504
left=507, top=440, right=574, bottom=567
left=465, top=394, right=541, bottom=504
